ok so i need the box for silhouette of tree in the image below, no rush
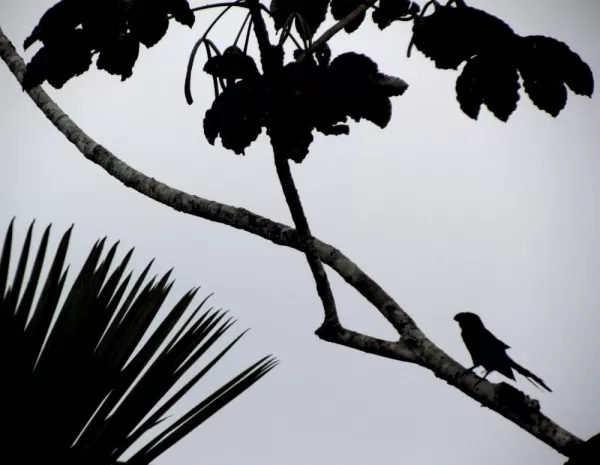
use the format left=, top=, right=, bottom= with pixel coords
left=0, top=1, right=596, bottom=462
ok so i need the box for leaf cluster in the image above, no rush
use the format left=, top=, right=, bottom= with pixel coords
left=270, top=0, right=420, bottom=39
left=22, top=0, right=195, bottom=90
left=203, top=50, right=406, bottom=162
left=0, top=219, right=277, bottom=465
left=411, top=3, right=594, bottom=120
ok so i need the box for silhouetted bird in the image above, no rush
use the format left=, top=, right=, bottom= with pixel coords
left=453, top=312, right=552, bottom=392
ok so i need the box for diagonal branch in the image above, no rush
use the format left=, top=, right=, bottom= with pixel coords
left=0, top=26, right=583, bottom=456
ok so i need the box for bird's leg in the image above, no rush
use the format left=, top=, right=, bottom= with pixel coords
left=473, top=370, right=491, bottom=389
left=460, top=365, right=478, bottom=377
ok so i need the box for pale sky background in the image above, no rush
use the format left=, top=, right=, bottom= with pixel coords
left=1, top=1, right=599, bottom=464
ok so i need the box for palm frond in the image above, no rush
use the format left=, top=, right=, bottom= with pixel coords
left=1, top=219, right=277, bottom=465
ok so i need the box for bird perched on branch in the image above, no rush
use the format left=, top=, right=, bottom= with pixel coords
left=453, top=312, right=552, bottom=392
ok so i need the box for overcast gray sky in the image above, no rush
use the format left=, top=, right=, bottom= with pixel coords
left=1, top=1, right=599, bottom=464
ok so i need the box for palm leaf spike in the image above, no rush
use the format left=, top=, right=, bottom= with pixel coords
left=2, top=219, right=278, bottom=465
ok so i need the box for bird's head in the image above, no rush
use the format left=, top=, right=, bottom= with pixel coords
left=453, top=312, right=483, bottom=328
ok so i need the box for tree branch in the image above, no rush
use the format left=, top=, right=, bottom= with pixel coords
left=273, top=153, right=341, bottom=329
left=0, top=25, right=583, bottom=456
left=316, top=324, right=422, bottom=364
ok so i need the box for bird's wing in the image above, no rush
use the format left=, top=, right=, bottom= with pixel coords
left=483, top=327, right=510, bottom=350
left=477, top=328, right=515, bottom=380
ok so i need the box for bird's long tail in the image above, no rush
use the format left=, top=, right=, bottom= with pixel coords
left=509, top=357, right=552, bottom=392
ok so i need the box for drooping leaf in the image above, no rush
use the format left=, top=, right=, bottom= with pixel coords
left=411, top=4, right=515, bottom=70
left=456, top=56, right=483, bottom=119
left=328, top=51, right=379, bottom=77
left=203, top=49, right=406, bottom=161
left=517, top=36, right=574, bottom=117
left=46, top=30, right=94, bottom=88
left=128, top=0, right=170, bottom=48
left=270, top=0, right=330, bottom=40
left=349, top=87, right=393, bottom=127
left=81, top=0, right=128, bottom=50
left=96, top=32, right=140, bottom=81
left=22, top=47, right=52, bottom=90
left=520, top=71, right=567, bottom=117
left=265, top=59, right=324, bottom=162
left=518, top=35, right=594, bottom=98
left=456, top=53, right=520, bottom=122
left=203, top=46, right=259, bottom=81
left=165, top=0, right=196, bottom=27
left=372, top=0, right=419, bottom=30
left=330, top=0, right=366, bottom=33
left=328, top=52, right=393, bottom=128
left=482, top=56, right=520, bottom=122
left=24, top=0, right=84, bottom=49
left=203, top=77, right=266, bottom=154
left=317, top=124, right=349, bottom=135
left=23, top=28, right=93, bottom=90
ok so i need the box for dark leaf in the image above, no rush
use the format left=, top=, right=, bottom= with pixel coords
left=165, top=0, right=196, bottom=27
left=371, top=74, right=409, bottom=97
left=482, top=56, right=520, bottom=122
left=329, top=51, right=379, bottom=77
left=270, top=0, right=330, bottom=39
left=46, top=30, right=93, bottom=89
left=24, top=0, right=84, bottom=49
left=517, top=37, right=573, bottom=117
left=327, top=52, right=392, bottom=127
left=203, top=77, right=266, bottom=155
left=128, top=0, right=170, bottom=48
left=261, top=44, right=285, bottom=75
left=411, top=5, right=515, bottom=70
left=456, top=57, right=483, bottom=119
left=372, top=0, right=418, bottom=30
left=519, top=35, right=593, bottom=97
left=330, top=0, right=366, bottom=33
left=521, top=73, right=567, bottom=117
left=96, top=33, right=140, bottom=81
left=456, top=53, right=520, bottom=122
left=348, top=88, right=392, bottom=127
left=203, top=46, right=259, bottom=81
left=81, top=0, right=128, bottom=50
left=267, top=120, right=314, bottom=163
left=23, top=29, right=93, bottom=90
left=265, top=60, right=325, bottom=162
left=317, top=124, right=349, bottom=135
left=22, top=47, right=52, bottom=90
